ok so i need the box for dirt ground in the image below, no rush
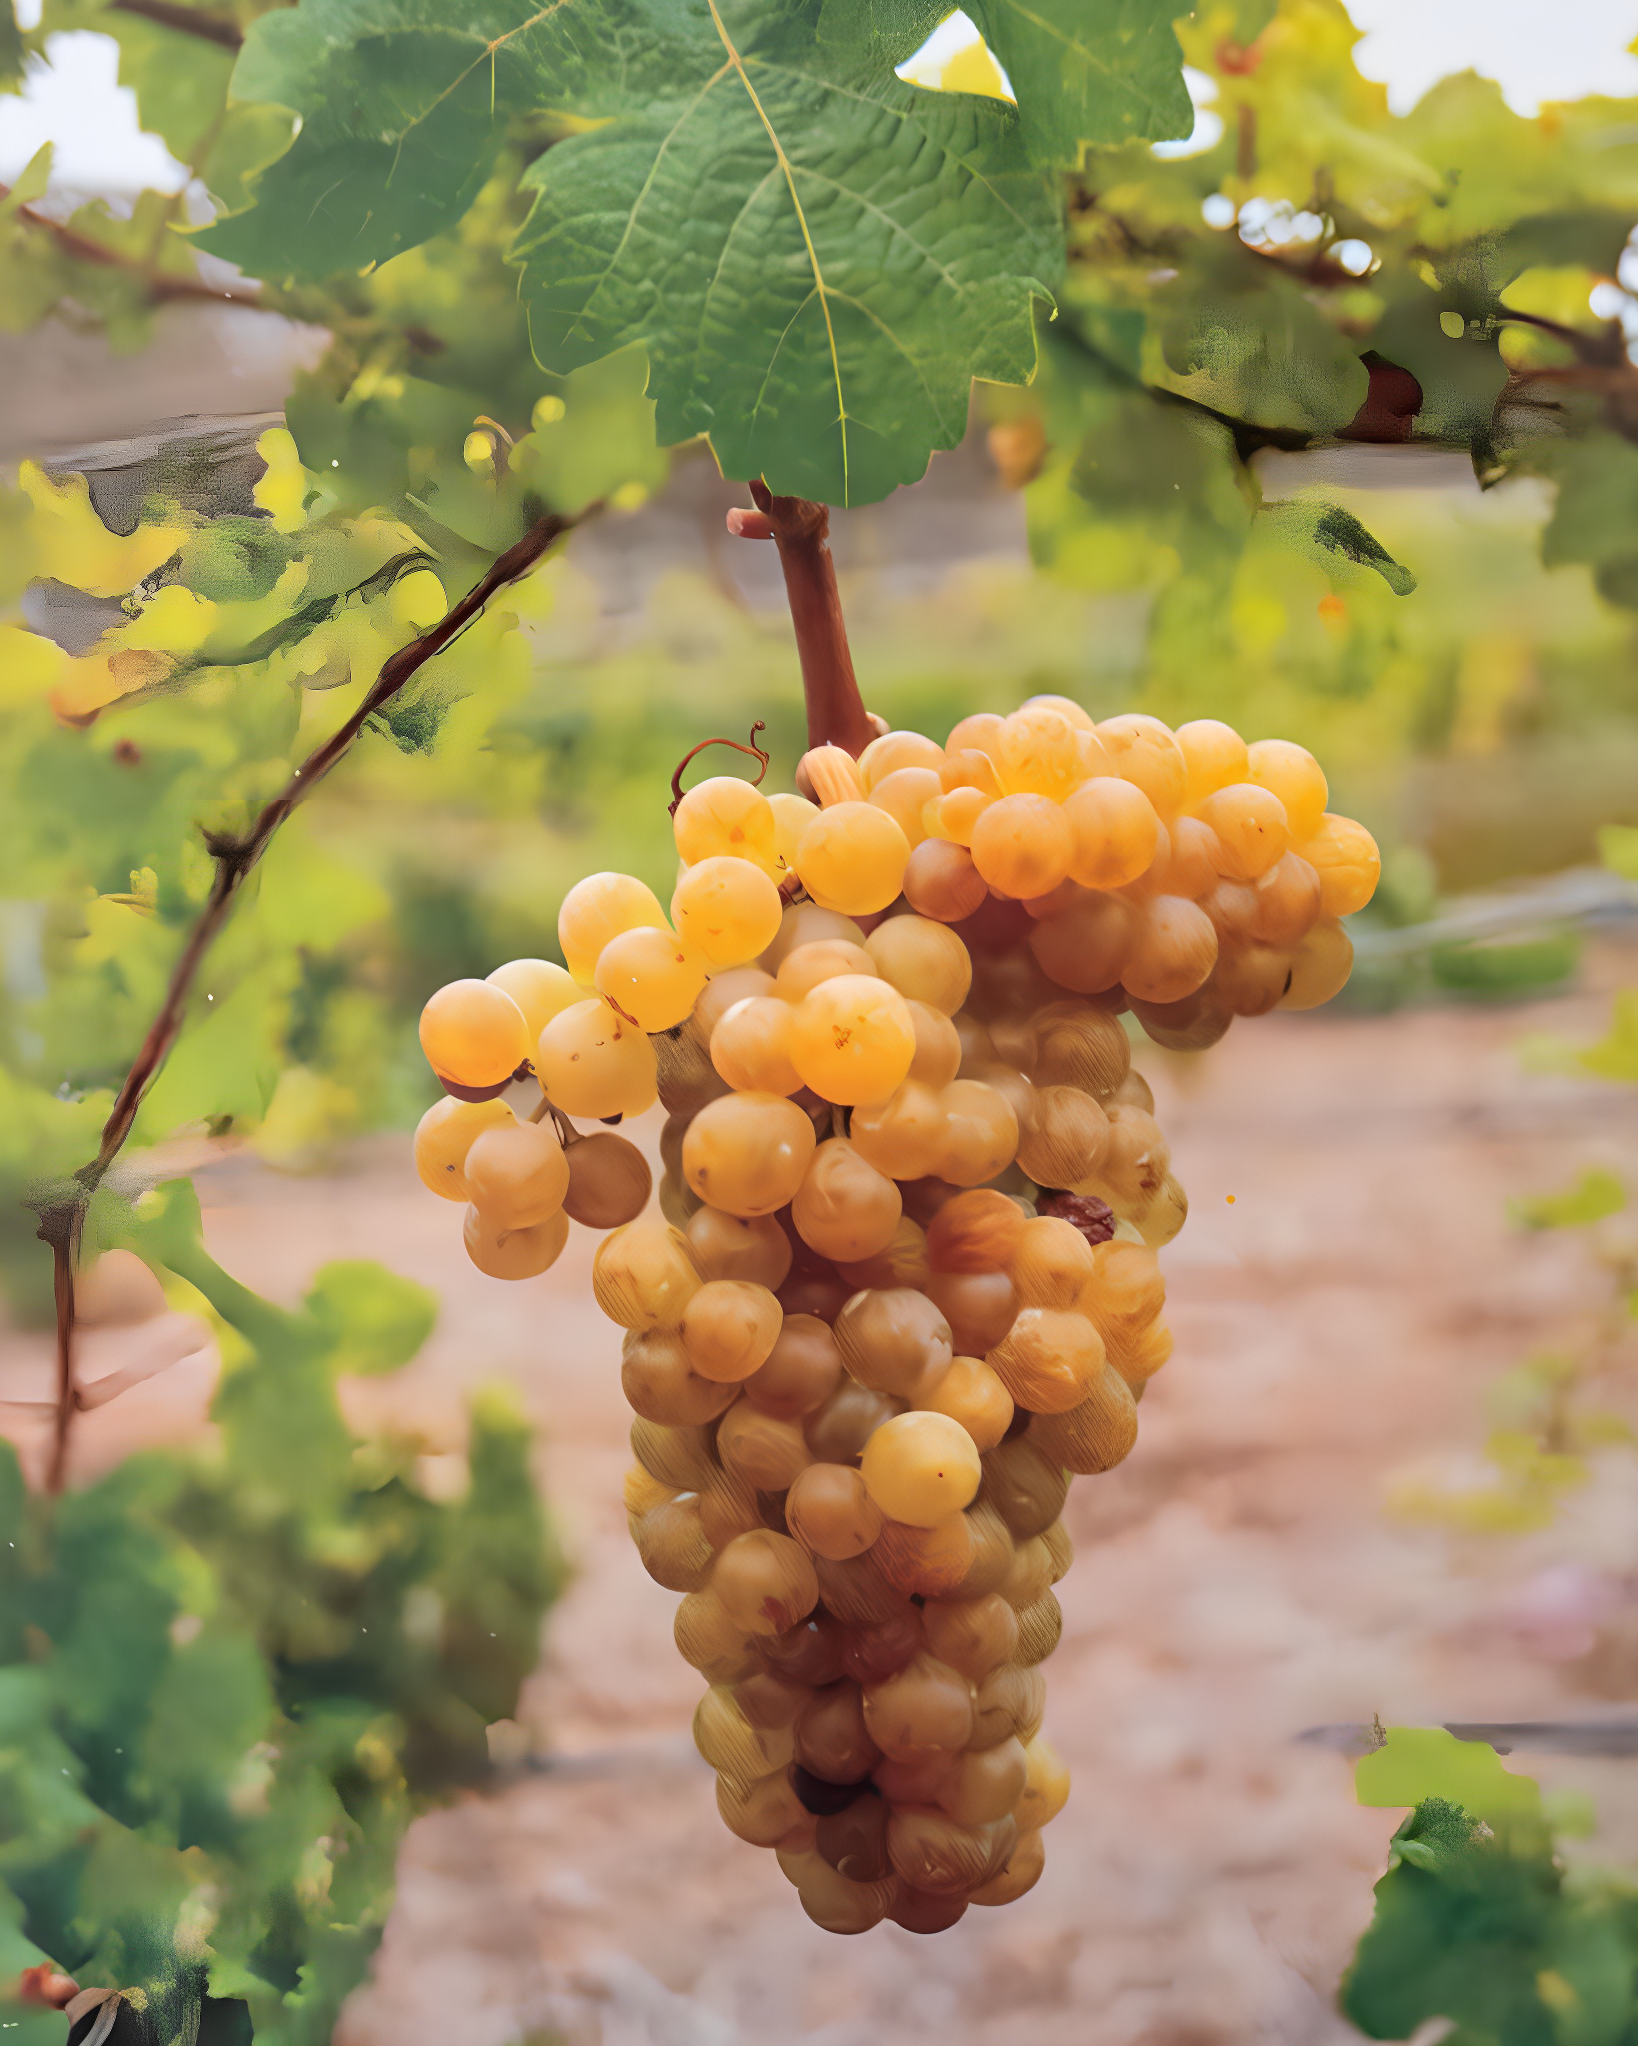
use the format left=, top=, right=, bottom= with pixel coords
left=13, top=951, right=1638, bottom=2045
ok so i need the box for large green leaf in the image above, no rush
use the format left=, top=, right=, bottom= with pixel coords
left=203, top=0, right=1063, bottom=502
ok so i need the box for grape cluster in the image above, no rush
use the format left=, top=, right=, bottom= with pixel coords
left=412, top=700, right=1376, bottom=1931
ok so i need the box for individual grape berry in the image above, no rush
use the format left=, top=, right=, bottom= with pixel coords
left=869, top=765, right=942, bottom=847
left=761, top=900, right=866, bottom=970
left=988, top=1306, right=1103, bottom=1413
left=682, top=1090, right=817, bottom=1215
left=621, top=1328, right=738, bottom=1426
left=484, top=958, right=583, bottom=1041
left=716, top=1399, right=812, bottom=1489
left=1175, top=717, right=1249, bottom=808
left=1247, top=737, right=1327, bottom=840
left=593, top=924, right=708, bottom=1031
left=848, top=1079, right=947, bottom=1181
left=936, top=1079, right=1021, bottom=1187
left=788, top=974, right=917, bottom=1105
left=535, top=997, right=658, bottom=1118
left=1062, top=778, right=1161, bottom=890
left=1097, top=713, right=1187, bottom=818
left=794, top=801, right=911, bottom=915
left=969, top=1827, right=1045, bottom=1905
left=1015, top=1733, right=1072, bottom=1830
left=593, top=1217, right=701, bottom=1329
left=1280, top=917, right=1354, bottom=1008
left=1027, top=888, right=1133, bottom=994
left=770, top=790, right=820, bottom=876
left=926, top=1188, right=1027, bottom=1273
left=562, top=1130, right=652, bottom=1229
left=871, top=1511, right=976, bottom=1597
left=774, top=937, right=877, bottom=1002
left=462, top=1204, right=569, bottom=1279
left=786, top=1462, right=885, bottom=1560
left=711, top=1528, right=820, bottom=1635
left=804, top=1380, right=907, bottom=1468
left=906, top=1000, right=963, bottom=1086
left=858, top=728, right=945, bottom=787
left=1121, top=895, right=1219, bottom=1004
left=413, top=1095, right=515, bottom=1201
left=684, top=1206, right=794, bottom=1290
left=902, top=838, right=989, bottom=923
left=923, top=1269, right=1018, bottom=1359
left=863, top=1650, right=977, bottom=1760
left=791, top=1138, right=902, bottom=1262
left=709, top=994, right=803, bottom=1094
left=1196, top=782, right=1290, bottom=880
left=693, top=965, right=776, bottom=1039
left=920, top=1591, right=1020, bottom=1679
left=835, top=1287, right=954, bottom=1400
left=1251, top=850, right=1323, bottom=945
left=865, top=915, right=973, bottom=1015
left=1298, top=813, right=1381, bottom=917
left=463, top=1118, right=570, bottom=1229
left=418, top=979, right=530, bottom=1091
left=672, top=855, right=784, bottom=966
left=741, top=1312, right=844, bottom=1419
left=557, top=871, right=668, bottom=985
left=860, top=1411, right=982, bottom=1526
left=994, top=706, right=1083, bottom=802
left=938, top=1735, right=1027, bottom=1825
left=680, top=1279, right=784, bottom=1382
left=672, top=774, right=779, bottom=871
left=970, top=793, right=1074, bottom=899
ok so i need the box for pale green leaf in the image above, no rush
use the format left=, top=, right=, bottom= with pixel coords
left=306, top=1258, right=438, bottom=1374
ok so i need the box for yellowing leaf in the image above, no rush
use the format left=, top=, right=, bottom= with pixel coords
left=0, top=622, right=66, bottom=706
left=18, top=462, right=185, bottom=597
left=253, top=426, right=313, bottom=535
left=122, top=585, right=220, bottom=654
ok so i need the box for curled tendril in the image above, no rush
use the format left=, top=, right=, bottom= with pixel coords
left=668, top=720, right=769, bottom=815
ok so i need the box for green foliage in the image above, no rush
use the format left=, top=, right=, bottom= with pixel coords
left=1345, top=1729, right=1638, bottom=2046
left=1513, top=1170, right=1628, bottom=1233
left=0, top=1182, right=559, bottom=2042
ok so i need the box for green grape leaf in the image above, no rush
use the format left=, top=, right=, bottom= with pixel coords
left=1262, top=502, right=1417, bottom=596
left=305, top=1258, right=438, bottom=1375
left=1356, top=1726, right=1545, bottom=1835
left=822, top=0, right=1192, bottom=167
left=0, top=0, right=22, bottom=92
left=1511, top=1167, right=1626, bottom=1230
left=2, top=143, right=52, bottom=209
left=204, top=0, right=1062, bottom=503
left=1598, top=824, right=1638, bottom=883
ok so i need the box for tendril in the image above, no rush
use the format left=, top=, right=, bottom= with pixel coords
left=668, top=720, right=769, bottom=815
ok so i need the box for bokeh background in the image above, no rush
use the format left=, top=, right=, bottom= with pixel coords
left=5, top=2, right=1638, bottom=2041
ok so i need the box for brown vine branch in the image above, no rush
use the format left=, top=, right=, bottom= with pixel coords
left=1, top=180, right=268, bottom=308
left=40, top=503, right=591, bottom=1493
left=109, top=0, right=244, bottom=48
left=744, top=481, right=874, bottom=757
left=667, top=720, right=768, bottom=814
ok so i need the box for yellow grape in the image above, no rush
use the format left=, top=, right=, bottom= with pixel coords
left=1214, top=941, right=1292, bottom=1017
left=1247, top=738, right=1327, bottom=841
left=770, top=791, right=820, bottom=876
left=1062, top=777, right=1161, bottom=890
left=1150, top=814, right=1221, bottom=901
left=788, top=974, right=917, bottom=1106
left=794, top=802, right=911, bottom=915
left=536, top=998, right=658, bottom=1118
left=464, top=1119, right=570, bottom=1229
left=832, top=1213, right=931, bottom=1294
left=920, top=1592, right=1020, bottom=1681
left=684, top=1205, right=794, bottom=1289
left=858, top=728, right=945, bottom=788
left=1014, top=1734, right=1071, bottom=1830
left=594, top=924, right=708, bottom=1031
left=834, top=1286, right=953, bottom=1398
left=1175, top=718, right=1249, bottom=809
left=915, top=1354, right=1015, bottom=1450
left=682, top=1090, right=817, bottom=1216
left=970, top=1829, right=1045, bottom=1905
left=938, top=1737, right=1028, bottom=1826
left=1019, top=693, right=1093, bottom=736
left=869, top=766, right=942, bottom=849
left=413, top=1095, right=515, bottom=1201
left=712, top=1529, right=820, bottom=1635
left=681, top=1280, right=784, bottom=1382
left=936, top=1078, right=1020, bottom=1187
left=672, top=856, right=784, bottom=967
left=693, top=965, right=776, bottom=1039
left=970, top=794, right=1074, bottom=900
left=946, top=711, right=1006, bottom=763
left=563, top=1131, right=652, bottom=1229
left=716, top=1400, right=812, bottom=1490
left=786, top=1462, right=886, bottom=1561
left=799, top=744, right=867, bottom=806
left=1298, top=813, right=1381, bottom=917
left=1280, top=917, right=1354, bottom=1009
left=673, top=775, right=778, bottom=871
left=1097, top=713, right=1187, bottom=819
left=484, top=959, right=583, bottom=1042
left=902, top=838, right=989, bottom=923
left=593, top=1216, right=702, bottom=1328
left=923, top=785, right=993, bottom=847
left=842, top=1080, right=944, bottom=1178
left=906, top=1000, right=962, bottom=1086
left=463, top=1204, right=569, bottom=1280
left=775, top=938, right=878, bottom=1002
left=710, top=995, right=803, bottom=1094
left=791, top=1137, right=902, bottom=1262
left=1197, top=783, right=1290, bottom=880
left=994, top=707, right=1082, bottom=802
left=923, top=1268, right=1018, bottom=1356
left=418, top=979, right=530, bottom=1090
left=940, top=746, right=1003, bottom=796
left=923, top=1192, right=1025, bottom=1286
left=558, top=871, right=668, bottom=985
left=1251, top=851, right=1323, bottom=945
left=1026, top=890, right=1132, bottom=995
left=860, top=1412, right=982, bottom=1526
left=1121, top=895, right=1219, bottom=1004
left=865, top=915, right=972, bottom=1015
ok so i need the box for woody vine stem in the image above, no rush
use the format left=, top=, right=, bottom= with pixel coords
left=38, top=484, right=870, bottom=1494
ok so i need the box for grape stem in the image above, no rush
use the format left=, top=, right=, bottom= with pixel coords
left=668, top=720, right=769, bottom=814
left=740, top=482, right=875, bottom=757
left=37, top=502, right=593, bottom=1495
